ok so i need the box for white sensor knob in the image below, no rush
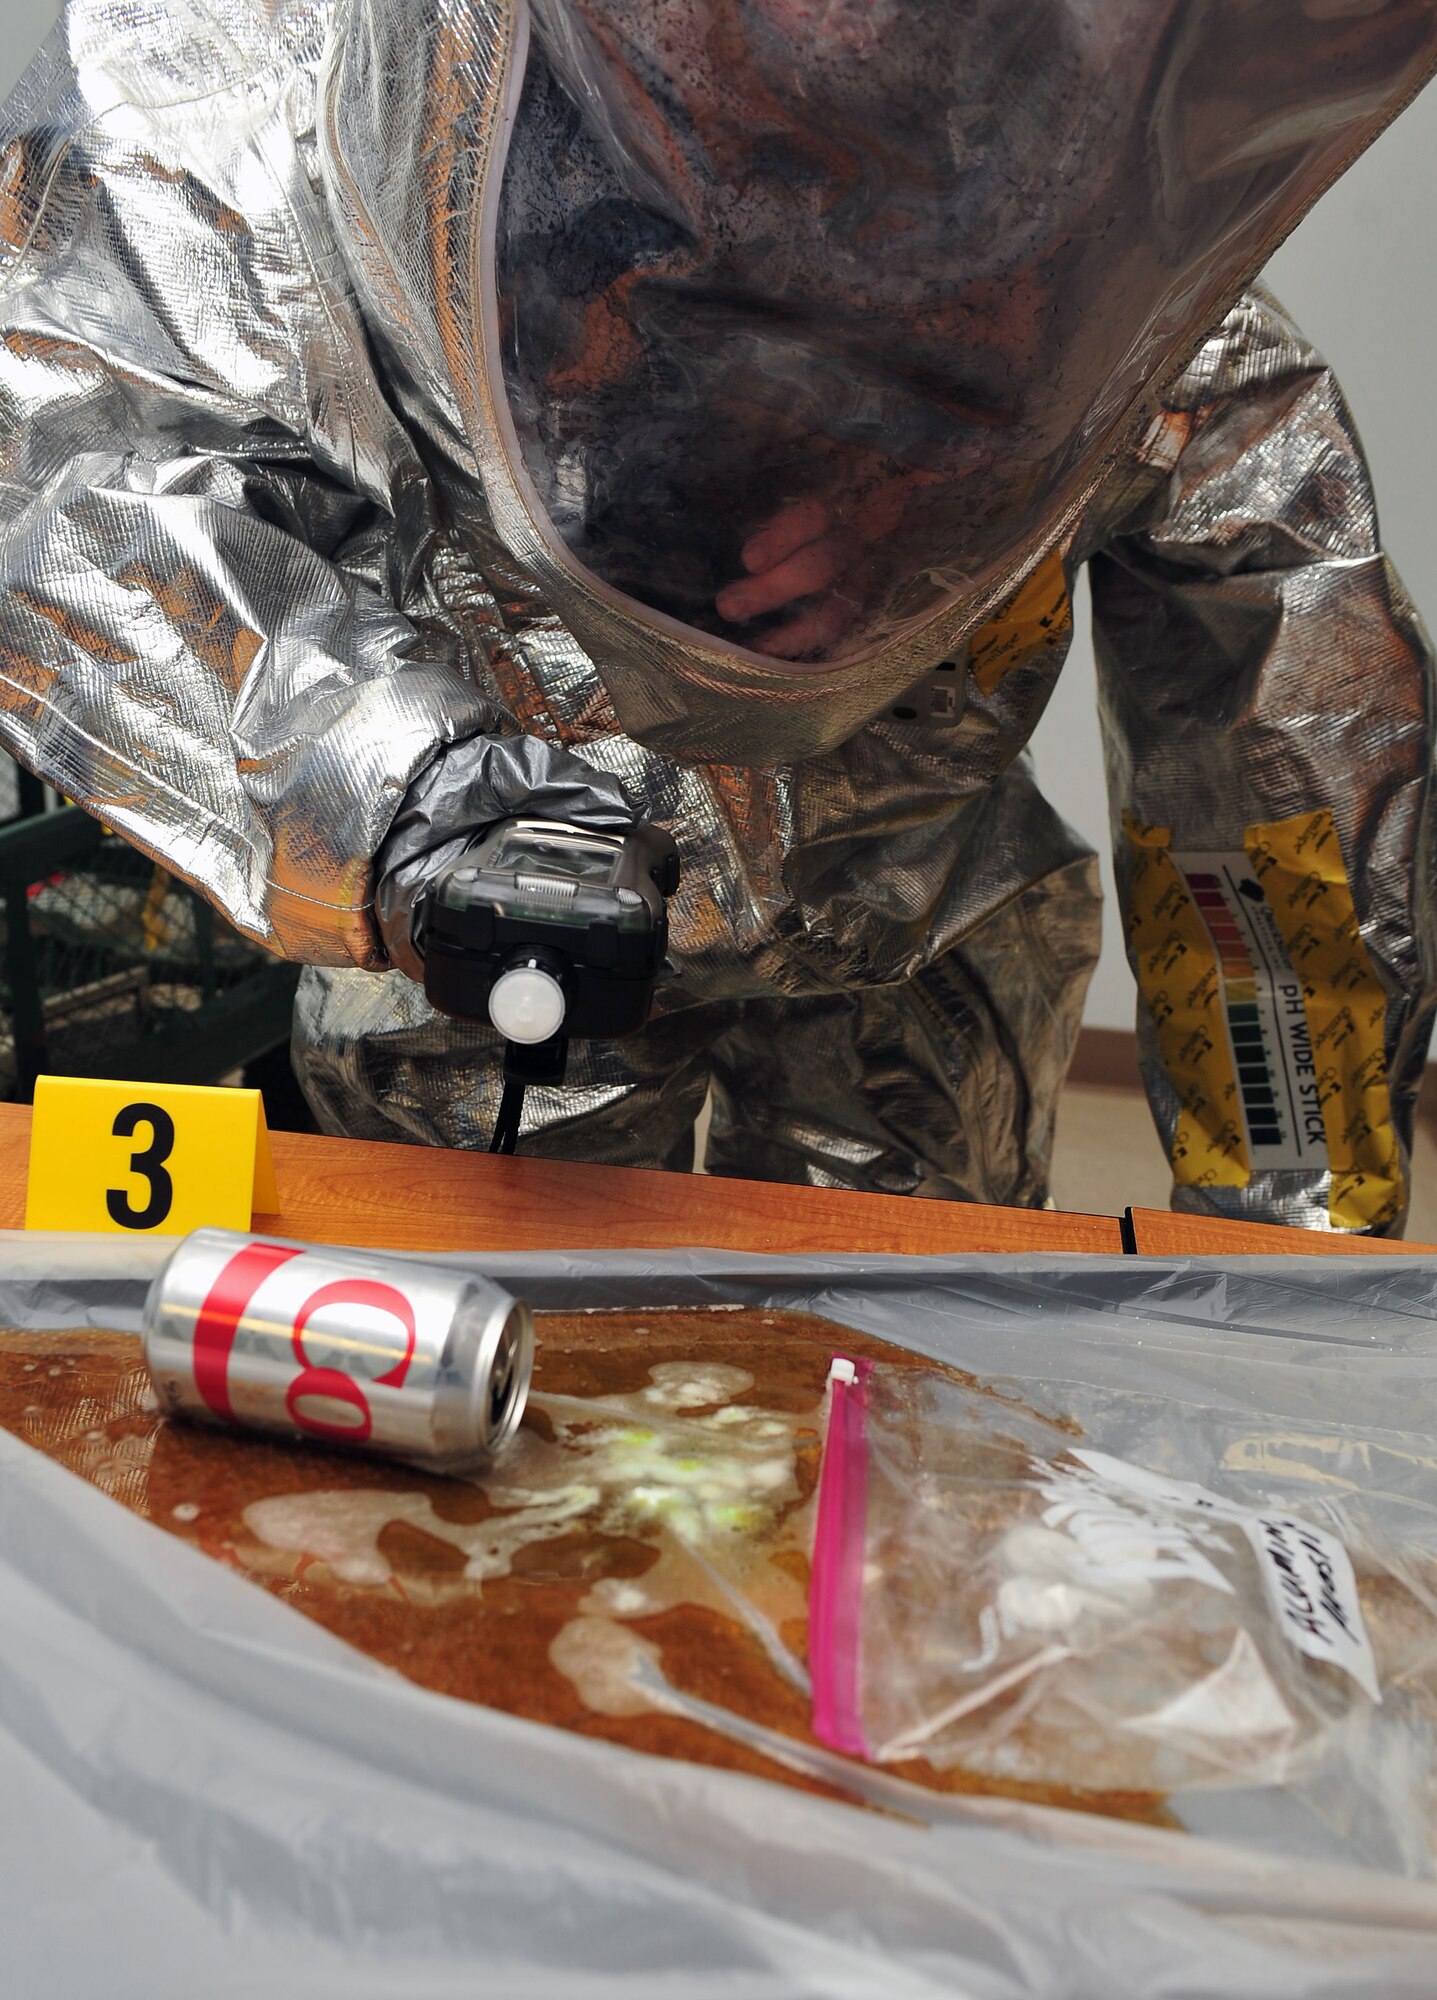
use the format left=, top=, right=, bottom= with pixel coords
left=488, top=964, right=566, bottom=1045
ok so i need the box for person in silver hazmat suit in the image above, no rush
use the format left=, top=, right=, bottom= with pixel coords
left=0, top=0, right=1434, bottom=1233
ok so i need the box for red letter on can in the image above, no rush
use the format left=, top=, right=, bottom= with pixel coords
left=285, top=1279, right=418, bottom=1442
left=192, top=1241, right=303, bottom=1421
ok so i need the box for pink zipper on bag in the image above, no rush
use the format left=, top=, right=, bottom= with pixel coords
left=809, top=1354, right=874, bottom=1758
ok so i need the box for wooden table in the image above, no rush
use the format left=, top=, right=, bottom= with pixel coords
left=0, top=1102, right=1124, bottom=1256
left=6, top=1100, right=1434, bottom=1259
left=1127, top=1206, right=1437, bottom=1257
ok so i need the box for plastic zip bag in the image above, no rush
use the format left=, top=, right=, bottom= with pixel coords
left=809, top=1355, right=1437, bottom=1874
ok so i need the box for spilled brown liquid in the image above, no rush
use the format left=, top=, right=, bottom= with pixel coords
left=0, top=1311, right=1169, bottom=1824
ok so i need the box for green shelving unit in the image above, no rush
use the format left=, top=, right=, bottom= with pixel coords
left=0, top=803, right=299, bottom=1102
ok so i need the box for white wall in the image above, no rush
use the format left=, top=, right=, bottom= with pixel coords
left=0, top=4, right=56, bottom=96
left=0, top=8, right=1431, bottom=1032
left=1031, top=91, right=1437, bottom=1028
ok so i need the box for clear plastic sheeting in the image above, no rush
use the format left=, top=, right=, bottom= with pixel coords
left=7, top=1237, right=1437, bottom=1995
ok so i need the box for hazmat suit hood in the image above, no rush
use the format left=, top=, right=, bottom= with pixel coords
left=308, top=3, right=1434, bottom=761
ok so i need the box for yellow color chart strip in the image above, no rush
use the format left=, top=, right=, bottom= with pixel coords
left=1123, top=815, right=1250, bottom=1189
left=1245, top=812, right=1402, bottom=1232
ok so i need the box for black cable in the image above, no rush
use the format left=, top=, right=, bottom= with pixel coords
left=489, top=1076, right=527, bottom=1155
left=489, top=1031, right=568, bottom=1155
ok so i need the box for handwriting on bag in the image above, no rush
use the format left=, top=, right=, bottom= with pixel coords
left=1066, top=1448, right=1380, bottom=1702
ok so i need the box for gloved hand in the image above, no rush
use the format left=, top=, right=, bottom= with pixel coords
left=375, top=731, right=636, bottom=982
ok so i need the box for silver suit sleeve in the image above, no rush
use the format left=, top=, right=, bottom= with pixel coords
left=1094, top=290, right=1437, bottom=1234
left=0, top=5, right=505, bottom=968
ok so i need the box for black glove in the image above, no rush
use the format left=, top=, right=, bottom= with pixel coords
left=375, top=731, right=636, bottom=981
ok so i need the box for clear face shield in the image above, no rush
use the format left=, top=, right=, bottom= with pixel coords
left=475, top=0, right=1437, bottom=759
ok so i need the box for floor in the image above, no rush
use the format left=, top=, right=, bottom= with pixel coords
left=1050, top=1082, right=1437, bottom=1242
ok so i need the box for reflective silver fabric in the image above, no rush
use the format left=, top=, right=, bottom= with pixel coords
left=300, top=770, right=1103, bottom=1206
left=1092, top=293, right=1437, bottom=1232
left=0, top=3, right=1432, bottom=1225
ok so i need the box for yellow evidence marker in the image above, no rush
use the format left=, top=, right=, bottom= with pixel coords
left=24, top=1075, right=279, bottom=1235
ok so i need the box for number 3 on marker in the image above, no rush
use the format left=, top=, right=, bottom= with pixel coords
left=106, top=1102, right=177, bottom=1230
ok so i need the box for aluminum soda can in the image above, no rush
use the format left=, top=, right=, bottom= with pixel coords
left=143, top=1229, right=533, bottom=1469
